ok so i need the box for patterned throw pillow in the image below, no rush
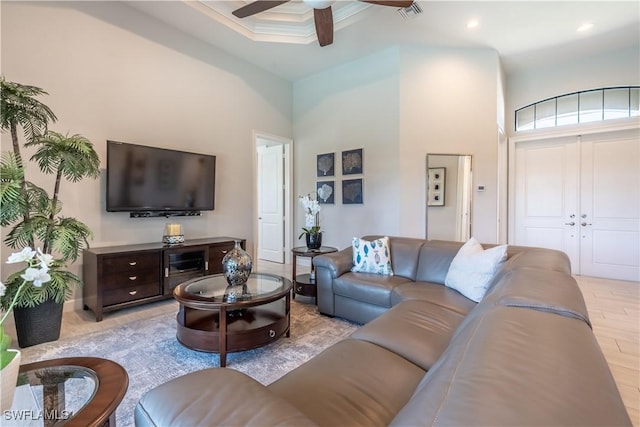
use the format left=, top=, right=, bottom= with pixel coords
left=351, top=237, right=394, bottom=275
left=444, top=237, right=508, bottom=302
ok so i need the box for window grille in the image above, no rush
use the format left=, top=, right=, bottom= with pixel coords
left=515, top=86, right=639, bottom=132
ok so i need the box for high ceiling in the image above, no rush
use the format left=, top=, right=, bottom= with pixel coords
left=126, top=1, right=640, bottom=81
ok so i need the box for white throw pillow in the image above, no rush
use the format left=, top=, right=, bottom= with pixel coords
left=444, top=237, right=508, bottom=302
left=351, top=237, right=394, bottom=276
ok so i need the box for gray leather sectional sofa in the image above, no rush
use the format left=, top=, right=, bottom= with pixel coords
left=135, top=236, right=631, bottom=426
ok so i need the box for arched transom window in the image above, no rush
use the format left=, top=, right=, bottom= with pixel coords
left=515, top=86, right=639, bottom=132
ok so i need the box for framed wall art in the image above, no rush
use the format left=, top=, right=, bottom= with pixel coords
left=427, top=167, right=445, bottom=206
left=341, top=149, right=363, bottom=175
left=317, top=153, right=335, bottom=177
left=342, top=178, right=363, bottom=204
left=316, top=181, right=335, bottom=204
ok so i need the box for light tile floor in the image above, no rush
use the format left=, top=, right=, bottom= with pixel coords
left=5, top=261, right=639, bottom=425
left=576, top=275, right=639, bottom=425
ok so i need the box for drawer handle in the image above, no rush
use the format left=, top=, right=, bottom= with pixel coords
left=129, top=261, right=137, bottom=266
left=221, top=250, right=228, bottom=254
left=129, top=276, right=137, bottom=281
left=129, top=290, right=138, bottom=296
left=269, top=329, right=276, bottom=338
left=297, top=286, right=302, bottom=292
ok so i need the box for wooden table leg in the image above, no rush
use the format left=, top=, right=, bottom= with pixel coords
left=286, top=292, right=291, bottom=338
left=219, top=306, right=227, bottom=367
left=40, top=372, right=66, bottom=427
left=292, top=253, right=297, bottom=300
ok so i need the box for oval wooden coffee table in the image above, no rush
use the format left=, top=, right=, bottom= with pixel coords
left=15, top=357, right=128, bottom=427
left=173, top=272, right=292, bottom=367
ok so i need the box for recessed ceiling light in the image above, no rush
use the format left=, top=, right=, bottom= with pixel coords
left=466, top=19, right=479, bottom=29
left=577, top=22, right=594, bottom=32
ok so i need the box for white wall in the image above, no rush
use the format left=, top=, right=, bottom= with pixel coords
left=1, top=2, right=293, bottom=307
left=400, top=47, right=501, bottom=243
left=293, top=46, right=501, bottom=249
left=506, top=46, right=640, bottom=136
left=293, top=48, right=401, bottom=249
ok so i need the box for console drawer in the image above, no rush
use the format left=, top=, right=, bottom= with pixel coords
left=102, top=268, right=160, bottom=290
left=208, top=243, right=236, bottom=274
left=102, top=252, right=160, bottom=273
left=103, top=282, right=160, bottom=306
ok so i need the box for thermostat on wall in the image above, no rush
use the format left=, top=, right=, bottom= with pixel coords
left=477, top=185, right=485, bottom=192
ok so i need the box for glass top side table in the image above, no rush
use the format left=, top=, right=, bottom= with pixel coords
left=9, top=357, right=128, bottom=427
left=291, top=246, right=338, bottom=303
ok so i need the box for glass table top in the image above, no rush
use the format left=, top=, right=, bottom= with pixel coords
left=179, top=273, right=291, bottom=304
left=9, top=365, right=98, bottom=426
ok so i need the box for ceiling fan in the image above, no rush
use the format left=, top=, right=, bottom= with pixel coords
left=232, top=0, right=414, bottom=47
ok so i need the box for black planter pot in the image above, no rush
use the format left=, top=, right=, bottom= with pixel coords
left=306, top=232, right=323, bottom=250
left=13, top=299, right=63, bottom=348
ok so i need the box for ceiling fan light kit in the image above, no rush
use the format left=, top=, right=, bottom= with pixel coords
left=303, top=0, right=337, bottom=9
left=232, top=0, right=415, bottom=47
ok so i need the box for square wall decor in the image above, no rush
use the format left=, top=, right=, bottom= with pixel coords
left=428, top=167, right=445, bottom=206
left=342, top=178, right=363, bottom=204
left=317, top=153, right=335, bottom=177
left=342, top=149, right=363, bottom=175
left=317, top=181, right=335, bottom=204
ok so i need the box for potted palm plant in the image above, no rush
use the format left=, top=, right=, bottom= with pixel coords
left=0, top=77, right=100, bottom=347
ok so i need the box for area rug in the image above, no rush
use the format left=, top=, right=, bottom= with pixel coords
left=18, top=301, right=358, bottom=427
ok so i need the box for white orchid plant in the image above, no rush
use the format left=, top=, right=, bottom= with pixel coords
left=298, top=193, right=321, bottom=239
left=1, top=247, right=53, bottom=368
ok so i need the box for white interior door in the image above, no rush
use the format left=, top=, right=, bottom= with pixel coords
left=514, top=137, right=580, bottom=269
left=257, top=144, right=284, bottom=263
left=579, top=131, right=640, bottom=281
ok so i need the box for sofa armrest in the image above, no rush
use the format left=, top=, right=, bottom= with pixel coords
left=135, top=368, right=316, bottom=427
left=314, top=247, right=353, bottom=278
left=314, top=248, right=352, bottom=316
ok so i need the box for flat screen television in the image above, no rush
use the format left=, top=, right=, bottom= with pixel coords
left=106, top=140, right=216, bottom=215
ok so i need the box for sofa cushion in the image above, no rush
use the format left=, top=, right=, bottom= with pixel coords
left=351, top=300, right=465, bottom=370
left=390, top=282, right=477, bottom=315
left=390, top=306, right=631, bottom=427
left=444, top=237, right=507, bottom=302
left=503, top=246, right=572, bottom=275
left=362, top=235, right=425, bottom=280
left=268, top=339, right=425, bottom=427
left=334, top=295, right=389, bottom=324
left=351, top=236, right=394, bottom=275
left=333, top=272, right=412, bottom=308
left=414, top=240, right=463, bottom=284
left=484, top=268, right=591, bottom=327
left=135, top=368, right=316, bottom=427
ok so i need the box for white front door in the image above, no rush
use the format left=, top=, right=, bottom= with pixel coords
left=514, top=137, right=580, bottom=268
left=513, top=128, right=640, bottom=281
left=257, top=144, right=284, bottom=263
left=579, top=131, right=640, bottom=281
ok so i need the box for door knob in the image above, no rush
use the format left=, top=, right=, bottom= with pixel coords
left=564, top=222, right=575, bottom=226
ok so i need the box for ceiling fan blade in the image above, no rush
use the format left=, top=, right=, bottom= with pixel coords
left=313, top=7, right=334, bottom=47
left=232, top=0, right=290, bottom=18
left=360, top=0, right=414, bottom=7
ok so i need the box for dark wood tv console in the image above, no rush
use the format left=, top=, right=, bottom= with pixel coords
left=82, top=237, right=246, bottom=321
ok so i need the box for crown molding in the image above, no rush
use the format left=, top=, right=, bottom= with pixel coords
left=185, top=0, right=372, bottom=45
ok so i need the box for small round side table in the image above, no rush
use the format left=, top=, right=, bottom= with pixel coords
left=291, top=246, right=338, bottom=303
left=14, top=357, right=128, bottom=427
